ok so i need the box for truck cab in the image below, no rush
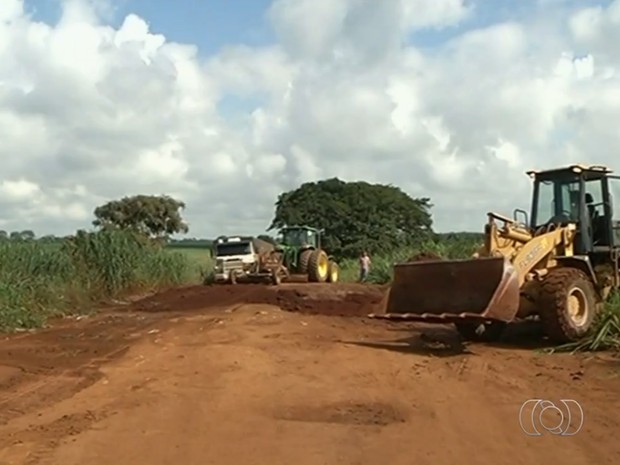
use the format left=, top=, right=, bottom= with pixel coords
left=212, top=236, right=257, bottom=283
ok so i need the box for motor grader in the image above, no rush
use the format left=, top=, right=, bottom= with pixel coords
left=370, top=164, right=620, bottom=343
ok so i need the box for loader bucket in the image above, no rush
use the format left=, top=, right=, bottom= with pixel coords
left=373, top=257, right=520, bottom=324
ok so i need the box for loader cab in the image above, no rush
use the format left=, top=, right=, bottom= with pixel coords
left=528, top=164, right=620, bottom=254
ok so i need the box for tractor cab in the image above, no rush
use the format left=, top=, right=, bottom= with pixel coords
left=278, top=226, right=322, bottom=249
left=527, top=164, right=620, bottom=254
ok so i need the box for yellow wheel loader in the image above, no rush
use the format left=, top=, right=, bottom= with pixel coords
left=370, top=164, right=620, bottom=343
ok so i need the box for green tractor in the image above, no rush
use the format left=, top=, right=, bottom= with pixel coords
left=275, top=225, right=339, bottom=283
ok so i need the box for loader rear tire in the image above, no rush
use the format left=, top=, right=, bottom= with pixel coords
left=454, top=321, right=506, bottom=342
left=308, top=249, right=329, bottom=282
left=538, top=267, right=597, bottom=343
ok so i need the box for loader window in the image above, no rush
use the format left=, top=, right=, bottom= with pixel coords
left=535, top=180, right=555, bottom=226
left=609, top=177, right=620, bottom=221
left=608, top=177, right=620, bottom=245
left=560, top=182, right=580, bottom=220
left=533, top=178, right=580, bottom=226
left=584, top=179, right=604, bottom=220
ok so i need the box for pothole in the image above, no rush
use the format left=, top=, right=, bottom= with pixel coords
left=273, top=400, right=408, bottom=426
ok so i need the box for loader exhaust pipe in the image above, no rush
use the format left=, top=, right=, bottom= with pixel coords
left=372, top=257, right=520, bottom=324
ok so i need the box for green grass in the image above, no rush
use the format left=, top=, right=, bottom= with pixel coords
left=0, top=230, right=196, bottom=331
left=166, top=246, right=214, bottom=283
left=337, top=238, right=479, bottom=284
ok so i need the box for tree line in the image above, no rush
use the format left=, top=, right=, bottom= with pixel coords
left=5, top=178, right=479, bottom=258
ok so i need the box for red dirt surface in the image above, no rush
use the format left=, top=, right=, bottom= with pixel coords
left=132, top=282, right=388, bottom=316
left=0, top=282, right=619, bottom=465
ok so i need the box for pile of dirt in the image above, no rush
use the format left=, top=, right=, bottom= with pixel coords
left=130, top=284, right=279, bottom=313
left=274, top=286, right=386, bottom=316
left=129, top=283, right=387, bottom=317
left=407, top=252, right=443, bottom=262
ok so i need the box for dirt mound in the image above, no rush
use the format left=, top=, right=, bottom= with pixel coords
left=131, top=284, right=277, bottom=313
left=407, top=252, right=443, bottom=262
left=130, top=283, right=387, bottom=317
left=275, top=285, right=386, bottom=316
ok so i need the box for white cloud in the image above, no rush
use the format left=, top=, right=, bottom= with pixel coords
left=0, top=0, right=620, bottom=236
left=0, top=179, right=41, bottom=200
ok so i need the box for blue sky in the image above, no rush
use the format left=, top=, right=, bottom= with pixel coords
left=24, top=0, right=275, bottom=56
left=24, top=0, right=613, bottom=55
left=21, top=0, right=613, bottom=138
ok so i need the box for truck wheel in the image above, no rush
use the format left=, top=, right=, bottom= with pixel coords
left=308, top=249, right=329, bottom=282
left=538, top=267, right=598, bottom=343
left=327, top=260, right=339, bottom=283
left=454, top=321, right=506, bottom=342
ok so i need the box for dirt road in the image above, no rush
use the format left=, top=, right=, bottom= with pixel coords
left=0, top=283, right=619, bottom=465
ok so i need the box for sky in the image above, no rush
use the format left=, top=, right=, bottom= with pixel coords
left=1, top=0, right=620, bottom=238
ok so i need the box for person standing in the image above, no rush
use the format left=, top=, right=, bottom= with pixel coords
left=359, top=251, right=371, bottom=282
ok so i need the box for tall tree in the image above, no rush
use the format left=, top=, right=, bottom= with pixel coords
left=93, top=194, right=189, bottom=238
left=269, top=178, right=433, bottom=257
left=20, top=230, right=35, bottom=240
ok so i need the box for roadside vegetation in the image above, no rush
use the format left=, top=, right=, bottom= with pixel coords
left=0, top=230, right=193, bottom=330
left=1, top=179, right=619, bottom=353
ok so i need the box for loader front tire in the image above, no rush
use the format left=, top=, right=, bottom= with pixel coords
left=455, top=321, right=506, bottom=342
left=308, top=249, right=329, bottom=282
left=538, top=267, right=597, bottom=343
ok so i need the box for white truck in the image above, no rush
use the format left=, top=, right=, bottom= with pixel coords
left=211, top=235, right=279, bottom=284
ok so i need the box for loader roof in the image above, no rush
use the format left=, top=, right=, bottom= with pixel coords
left=526, top=164, right=612, bottom=178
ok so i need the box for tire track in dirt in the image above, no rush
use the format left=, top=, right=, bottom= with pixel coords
left=0, top=313, right=161, bottom=426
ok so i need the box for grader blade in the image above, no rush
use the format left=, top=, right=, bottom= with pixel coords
left=370, top=257, right=520, bottom=323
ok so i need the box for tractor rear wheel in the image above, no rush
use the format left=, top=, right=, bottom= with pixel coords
left=538, top=267, right=598, bottom=343
left=308, top=249, right=329, bottom=282
left=327, top=260, right=339, bottom=283
left=299, top=249, right=312, bottom=274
